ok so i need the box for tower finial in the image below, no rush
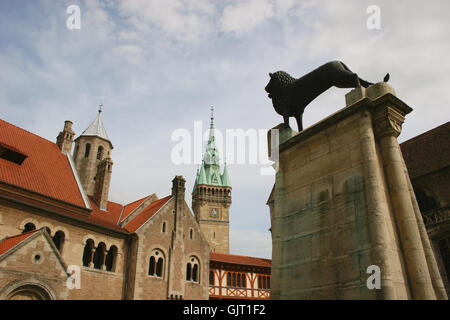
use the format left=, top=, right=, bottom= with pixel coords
left=210, top=106, right=214, bottom=129
left=99, top=103, right=103, bottom=113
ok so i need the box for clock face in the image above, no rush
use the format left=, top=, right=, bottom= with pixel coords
left=210, top=208, right=218, bottom=218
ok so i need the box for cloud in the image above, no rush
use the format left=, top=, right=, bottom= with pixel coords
left=221, top=0, right=274, bottom=36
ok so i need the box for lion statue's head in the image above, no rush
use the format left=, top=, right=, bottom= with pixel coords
left=264, top=71, right=296, bottom=99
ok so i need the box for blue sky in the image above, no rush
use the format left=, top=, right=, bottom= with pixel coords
left=1, top=0, right=449, bottom=259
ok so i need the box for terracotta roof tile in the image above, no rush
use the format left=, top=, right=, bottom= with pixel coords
left=0, top=230, right=37, bottom=256
left=123, top=196, right=172, bottom=233
left=120, top=196, right=149, bottom=223
left=210, top=252, right=271, bottom=268
left=0, top=118, right=86, bottom=208
left=86, top=196, right=127, bottom=233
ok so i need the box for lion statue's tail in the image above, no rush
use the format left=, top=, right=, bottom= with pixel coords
left=359, top=73, right=390, bottom=88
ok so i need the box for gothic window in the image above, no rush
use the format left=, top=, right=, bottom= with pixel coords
left=162, top=222, right=166, bottom=233
left=93, top=242, right=106, bottom=269
left=105, top=245, right=117, bottom=272
left=186, top=263, right=192, bottom=281
left=190, top=228, right=193, bottom=239
left=52, top=231, right=65, bottom=253
left=82, top=239, right=94, bottom=267
left=148, top=249, right=164, bottom=278
left=149, top=257, right=156, bottom=276
left=96, top=146, right=104, bottom=160
left=22, top=223, right=36, bottom=233
left=84, top=143, right=91, bottom=158
left=186, top=256, right=200, bottom=283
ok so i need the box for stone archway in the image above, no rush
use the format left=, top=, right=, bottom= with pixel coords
left=6, top=284, right=52, bottom=300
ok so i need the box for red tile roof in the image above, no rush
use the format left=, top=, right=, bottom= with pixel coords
left=123, top=196, right=172, bottom=233
left=401, top=122, right=450, bottom=179
left=0, top=230, right=37, bottom=256
left=210, top=252, right=271, bottom=268
left=120, top=196, right=150, bottom=223
left=0, top=119, right=86, bottom=208
left=86, top=196, right=127, bottom=233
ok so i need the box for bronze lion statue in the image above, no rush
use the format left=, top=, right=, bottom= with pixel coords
left=265, top=61, right=389, bottom=131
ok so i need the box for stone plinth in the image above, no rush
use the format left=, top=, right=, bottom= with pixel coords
left=268, top=83, right=447, bottom=300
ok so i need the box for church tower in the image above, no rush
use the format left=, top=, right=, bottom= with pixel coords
left=72, top=106, right=113, bottom=209
left=192, top=108, right=231, bottom=253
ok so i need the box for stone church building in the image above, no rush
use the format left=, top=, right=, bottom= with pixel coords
left=0, top=108, right=272, bottom=300
left=0, top=109, right=212, bottom=300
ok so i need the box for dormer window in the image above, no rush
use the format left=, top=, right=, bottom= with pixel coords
left=0, top=143, right=27, bottom=165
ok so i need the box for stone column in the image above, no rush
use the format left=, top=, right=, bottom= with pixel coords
left=89, top=247, right=95, bottom=268
left=373, top=103, right=436, bottom=299
left=101, top=250, right=108, bottom=271
left=359, top=108, right=397, bottom=299
left=403, top=158, right=448, bottom=299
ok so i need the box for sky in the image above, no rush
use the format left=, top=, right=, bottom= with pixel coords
left=1, top=0, right=449, bottom=259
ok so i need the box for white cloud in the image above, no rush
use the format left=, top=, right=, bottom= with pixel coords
left=221, top=0, right=274, bottom=36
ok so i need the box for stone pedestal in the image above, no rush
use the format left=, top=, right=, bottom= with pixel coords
left=268, top=83, right=447, bottom=300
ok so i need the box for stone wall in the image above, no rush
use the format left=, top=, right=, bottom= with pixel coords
left=269, top=84, right=447, bottom=299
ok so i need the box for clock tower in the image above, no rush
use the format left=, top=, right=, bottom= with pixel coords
left=192, top=108, right=231, bottom=253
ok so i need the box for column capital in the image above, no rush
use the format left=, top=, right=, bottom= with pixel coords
left=372, top=104, right=406, bottom=138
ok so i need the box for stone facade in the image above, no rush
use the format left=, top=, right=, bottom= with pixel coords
left=268, top=83, right=447, bottom=299
left=0, top=112, right=210, bottom=300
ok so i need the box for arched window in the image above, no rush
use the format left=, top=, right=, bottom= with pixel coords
left=96, top=146, right=104, bottom=160
left=258, top=275, right=262, bottom=289
left=149, top=257, right=156, bottom=276
left=186, top=263, right=192, bottom=281
left=162, top=222, right=166, bottom=233
left=52, top=231, right=65, bottom=253
left=190, top=229, right=193, bottom=239
left=22, top=223, right=36, bottom=233
left=232, top=273, right=236, bottom=287
left=93, top=242, right=106, bottom=269
left=186, top=256, right=200, bottom=283
left=82, top=239, right=94, bottom=267
left=156, top=257, right=163, bottom=277
left=227, top=273, right=231, bottom=287
left=209, top=271, right=214, bottom=286
left=84, top=143, right=91, bottom=158
left=148, top=249, right=164, bottom=278
left=105, top=245, right=117, bottom=272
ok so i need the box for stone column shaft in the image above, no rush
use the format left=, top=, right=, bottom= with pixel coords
left=379, top=134, right=436, bottom=299
left=359, top=109, right=396, bottom=299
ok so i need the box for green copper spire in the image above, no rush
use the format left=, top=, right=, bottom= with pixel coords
left=193, top=107, right=231, bottom=190
left=221, top=162, right=231, bottom=187
left=197, top=160, right=208, bottom=185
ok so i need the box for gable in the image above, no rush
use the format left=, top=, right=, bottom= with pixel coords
left=0, top=229, right=68, bottom=278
